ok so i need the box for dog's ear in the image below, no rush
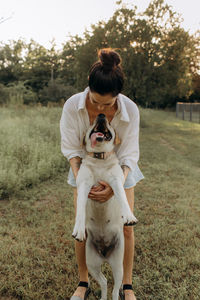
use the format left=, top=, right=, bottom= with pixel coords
left=114, top=132, right=121, bottom=145
left=80, top=135, right=86, bottom=148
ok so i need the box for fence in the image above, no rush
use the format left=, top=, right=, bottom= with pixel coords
left=176, top=102, right=200, bottom=123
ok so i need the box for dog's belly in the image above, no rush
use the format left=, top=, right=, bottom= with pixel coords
left=86, top=197, right=123, bottom=259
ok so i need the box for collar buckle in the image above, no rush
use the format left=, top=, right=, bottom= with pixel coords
left=94, top=152, right=104, bottom=159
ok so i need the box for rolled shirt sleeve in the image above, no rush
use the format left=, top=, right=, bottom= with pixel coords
left=60, top=99, right=84, bottom=160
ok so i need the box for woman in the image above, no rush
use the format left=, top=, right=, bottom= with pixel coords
left=60, top=48, right=144, bottom=300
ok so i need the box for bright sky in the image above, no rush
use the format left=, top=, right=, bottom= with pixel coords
left=1, top=0, right=199, bottom=49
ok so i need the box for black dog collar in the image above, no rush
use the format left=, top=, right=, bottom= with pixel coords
left=87, top=151, right=114, bottom=160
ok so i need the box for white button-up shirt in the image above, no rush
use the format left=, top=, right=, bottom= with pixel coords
left=60, top=87, right=140, bottom=171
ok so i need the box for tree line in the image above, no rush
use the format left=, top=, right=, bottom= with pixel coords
left=0, top=0, right=199, bottom=108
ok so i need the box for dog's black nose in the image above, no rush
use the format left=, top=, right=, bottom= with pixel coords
left=98, top=113, right=105, bottom=119
left=96, top=136, right=104, bottom=142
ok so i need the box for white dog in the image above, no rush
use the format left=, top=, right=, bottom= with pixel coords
left=72, top=113, right=138, bottom=300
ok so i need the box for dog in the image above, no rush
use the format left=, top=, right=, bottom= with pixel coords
left=72, top=113, right=138, bottom=300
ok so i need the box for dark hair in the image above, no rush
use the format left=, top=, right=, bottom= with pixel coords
left=88, top=48, right=124, bottom=97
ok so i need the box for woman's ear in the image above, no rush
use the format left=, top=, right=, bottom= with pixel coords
left=114, top=132, right=121, bottom=145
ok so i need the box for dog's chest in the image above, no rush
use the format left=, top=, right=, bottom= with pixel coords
left=83, top=156, right=121, bottom=185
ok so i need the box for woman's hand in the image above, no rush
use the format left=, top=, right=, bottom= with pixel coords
left=88, top=181, right=114, bottom=203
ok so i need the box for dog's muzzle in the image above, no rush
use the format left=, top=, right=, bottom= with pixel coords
left=89, top=114, right=112, bottom=148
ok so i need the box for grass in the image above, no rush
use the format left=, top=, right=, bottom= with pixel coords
left=0, top=106, right=200, bottom=299
left=176, top=111, right=200, bottom=124
left=0, top=106, right=66, bottom=199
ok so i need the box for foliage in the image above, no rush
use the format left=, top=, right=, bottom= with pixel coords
left=61, top=0, right=199, bottom=108
left=0, top=83, right=9, bottom=104
left=23, top=86, right=38, bottom=105
left=0, top=81, right=37, bottom=106
left=190, top=72, right=200, bottom=102
left=22, top=39, right=61, bottom=93
left=0, top=39, right=25, bottom=85
left=0, top=0, right=199, bottom=107
left=38, top=79, right=78, bottom=105
left=0, top=106, right=66, bottom=199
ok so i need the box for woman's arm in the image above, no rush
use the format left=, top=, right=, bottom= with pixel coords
left=60, top=98, right=84, bottom=161
left=69, top=156, right=82, bottom=179
left=116, top=102, right=140, bottom=171
left=88, top=165, right=130, bottom=202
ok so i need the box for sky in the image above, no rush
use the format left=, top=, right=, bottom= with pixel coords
left=1, top=0, right=200, bottom=49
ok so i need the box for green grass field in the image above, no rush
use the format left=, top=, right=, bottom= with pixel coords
left=0, top=106, right=200, bottom=300
left=0, top=106, right=66, bottom=199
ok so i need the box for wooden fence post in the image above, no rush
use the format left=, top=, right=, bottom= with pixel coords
left=199, top=106, right=200, bottom=124
left=176, top=102, right=179, bottom=118
left=190, top=104, right=192, bottom=122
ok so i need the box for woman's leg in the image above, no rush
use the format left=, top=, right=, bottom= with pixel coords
left=123, top=187, right=136, bottom=300
left=72, top=188, right=89, bottom=299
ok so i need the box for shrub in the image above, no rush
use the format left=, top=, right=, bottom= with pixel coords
left=23, top=88, right=38, bottom=105
left=1, top=82, right=38, bottom=106
left=0, top=83, right=9, bottom=105
left=0, top=106, right=67, bottom=198
left=39, top=79, right=78, bottom=105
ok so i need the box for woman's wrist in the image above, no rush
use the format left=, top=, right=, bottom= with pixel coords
left=69, top=156, right=82, bottom=178
left=121, top=165, right=130, bottom=181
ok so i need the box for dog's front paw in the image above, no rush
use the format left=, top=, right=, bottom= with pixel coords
left=72, top=221, right=86, bottom=242
left=122, top=210, right=138, bottom=226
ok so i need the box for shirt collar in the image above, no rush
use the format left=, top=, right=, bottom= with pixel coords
left=117, top=94, right=130, bottom=122
left=78, top=87, right=130, bottom=123
left=78, top=87, right=89, bottom=110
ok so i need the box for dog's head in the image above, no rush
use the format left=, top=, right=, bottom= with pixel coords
left=84, top=114, right=116, bottom=153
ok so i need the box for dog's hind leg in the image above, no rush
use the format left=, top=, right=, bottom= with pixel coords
left=110, top=263, right=123, bottom=300
left=86, top=246, right=107, bottom=300
left=108, top=244, right=124, bottom=300
left=88, top=266, right=107, bottom=300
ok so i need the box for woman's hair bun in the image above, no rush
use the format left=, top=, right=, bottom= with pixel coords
left=89, top=48, right=124, bottom=96
left=98, top=48, right=121, bottom=71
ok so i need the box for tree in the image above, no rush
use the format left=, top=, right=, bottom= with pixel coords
left=39, top=78, right=78, bottom=105
left=0, top=0, right=199, bottom=107
left=22, top=40, right=61, bottom=94
left=0, top=40, right=25, bottom=85
left=61, top=0, right=199, bottom=108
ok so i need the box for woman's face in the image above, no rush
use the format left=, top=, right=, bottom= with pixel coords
left=89, top=92, right=117, bottom=111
